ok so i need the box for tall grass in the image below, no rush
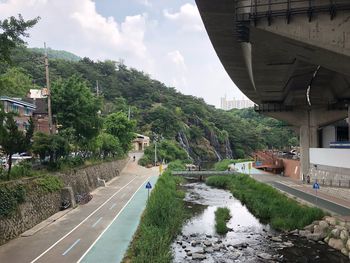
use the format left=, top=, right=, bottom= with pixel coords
left=123, top=163, right=186, bottom=263
left=215, top=207, right=231, bottom=235
left=206, top=174, right=325, bottom=231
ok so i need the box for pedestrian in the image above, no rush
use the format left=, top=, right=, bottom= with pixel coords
left=133, top=155, right=136, bottom=162
left=307, top=175, right=310, bottom=184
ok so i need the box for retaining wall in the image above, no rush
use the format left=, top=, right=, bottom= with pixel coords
left=0, top=158, right=128, bottom=245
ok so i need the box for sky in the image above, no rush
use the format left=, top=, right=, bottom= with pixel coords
left=0, top=0, right=247, bottom=107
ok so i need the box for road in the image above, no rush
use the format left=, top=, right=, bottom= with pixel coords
left=0, top=153, right=158, bottom=263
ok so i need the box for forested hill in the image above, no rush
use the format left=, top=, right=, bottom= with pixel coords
left=29, top=47, right=81, bottom=61
left=0, top=47, right=297, bottom=162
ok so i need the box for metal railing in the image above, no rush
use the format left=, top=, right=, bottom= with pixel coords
left=234, top=0, right=350, bottom=41
left=235, top=0, right=350, bottom=23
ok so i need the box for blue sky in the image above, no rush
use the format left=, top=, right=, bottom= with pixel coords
left=0, top=0, right=246, bottom=107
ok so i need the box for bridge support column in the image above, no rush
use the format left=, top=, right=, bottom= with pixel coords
left=265, top=108, right=347, bottom=181
left=300, top=124, right=318, bottom=181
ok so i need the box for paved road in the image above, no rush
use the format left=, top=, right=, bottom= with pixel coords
left=0, top=153, right=158, bottom=263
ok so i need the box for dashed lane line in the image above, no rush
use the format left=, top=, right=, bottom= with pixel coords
left=62, top=239, right=81, bottom=256
left=30, top=176, right=137, bottom=263
left=77, top=176, right=151, bottom=263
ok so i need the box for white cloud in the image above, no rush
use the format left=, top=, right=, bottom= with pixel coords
left=0, top=0, right=150, bottom=65
left=163, top=3, right=204, bottom=33
left=137, top=0, right=152, bottom=7
left=167, top=50, right=187, bottom=70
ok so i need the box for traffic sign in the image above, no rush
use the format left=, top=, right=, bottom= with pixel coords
left=313, top=183, right=320, bottom=190
left=146, top=181, right=152, bottom=189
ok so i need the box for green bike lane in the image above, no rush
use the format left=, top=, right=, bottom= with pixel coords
left=79, top=175, right=158, bottom=263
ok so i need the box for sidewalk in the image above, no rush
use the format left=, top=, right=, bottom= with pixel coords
left=234, top=162, right=350, bottom=216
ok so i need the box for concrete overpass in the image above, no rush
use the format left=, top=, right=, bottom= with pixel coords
left=196, top=0, right=350, bottom=179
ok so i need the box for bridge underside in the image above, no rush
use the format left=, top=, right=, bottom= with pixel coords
left=196, top=0, right=350, bottom=179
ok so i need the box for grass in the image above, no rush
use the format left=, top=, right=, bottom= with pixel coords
left=123, top=162, right=187, bottom=263
left=206, top=174, right=326, bottom=231
left=215, top=207, right=231, bottom=235
left=214, top=158, right=253, bottom=171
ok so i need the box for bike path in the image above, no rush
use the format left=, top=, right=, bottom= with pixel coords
left=80, top=175, right=158, bottom=263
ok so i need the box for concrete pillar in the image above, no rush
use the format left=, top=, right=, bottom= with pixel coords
left=348, top=106, right=350, bottom=141
left=300, top=124, right=318, bottom=181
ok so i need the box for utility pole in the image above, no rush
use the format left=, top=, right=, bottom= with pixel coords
left=128, top=106, right=131, bottom=121
left=96, top=80, right=99, bottom=96
left=154, top=140, right=157, bottom=166
left=44, top=43, right=53, bottom=135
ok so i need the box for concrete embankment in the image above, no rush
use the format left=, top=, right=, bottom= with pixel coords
left=0, top=158, right=128, bottom=245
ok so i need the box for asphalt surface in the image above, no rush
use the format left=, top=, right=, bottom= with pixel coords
left=0, top=153, right=158, bottom=263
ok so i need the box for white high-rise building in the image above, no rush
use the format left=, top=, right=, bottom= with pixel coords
left=220, top=95, right=254, bottom=110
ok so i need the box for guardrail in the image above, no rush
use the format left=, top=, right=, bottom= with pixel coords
left=172, top=170, right=237, bottom=177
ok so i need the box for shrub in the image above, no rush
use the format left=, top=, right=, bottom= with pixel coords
left=0, top=184, right=26, bottom=218
left=9, top=161, right=36, bottom=179
left=167, top=160, right=185, bottom=171
left=35, top=175, right=63, bottom=193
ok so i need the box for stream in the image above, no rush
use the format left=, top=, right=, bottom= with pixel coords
left=171, top=182, right=349, bottom=262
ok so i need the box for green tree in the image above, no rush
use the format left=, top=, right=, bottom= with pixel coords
left=96, top=132, right=122, bottom=158
left=104, top=112, right=136, bottom=154
left=32, top=132, right=70, bottom=163
left=0, top=67, right=34, bottom=96
left=0, top=113, right=33, bottom=179
left=0, top=15, right=39, bottom=63
left=51, top=75, right=102, bottom=145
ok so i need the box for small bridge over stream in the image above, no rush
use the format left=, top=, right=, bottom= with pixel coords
left=171, top=170, right=237, bottom=180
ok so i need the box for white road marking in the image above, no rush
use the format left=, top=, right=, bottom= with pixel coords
left=109, top=203, right=116, bottom=210
left=92, top=217, right=103, bottom=228
left=77, top=176, right=151, bottom=263
left=30, top=176, right=137, bottom=263
left=62, top=239, right=80, bottom=256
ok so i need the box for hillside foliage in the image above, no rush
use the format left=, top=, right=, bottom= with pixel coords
left=0, top=47, right=298, bottom=164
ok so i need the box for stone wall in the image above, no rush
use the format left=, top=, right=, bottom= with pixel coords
left=0, top=158, right=128, bottom=245
left=56, top=158, right=129, bottom=195
left=0, top=182, right=61, bottom=246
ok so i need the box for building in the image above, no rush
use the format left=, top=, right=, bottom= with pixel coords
left=132, top=134, right=150, bottom=151
left=220, top=96, right=254, bottom=110
left=23, top=97, right=54, bottom=134
left=27, top=88, right=47, bottom=99
left=0, top=96, right=36, bottom=131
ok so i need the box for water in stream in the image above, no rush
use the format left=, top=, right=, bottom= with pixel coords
left=172, top=182, right=349, bottom=262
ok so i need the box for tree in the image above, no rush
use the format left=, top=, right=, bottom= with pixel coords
left=32, top=132, right=70, bottom=163
left=104, top=112, right=136, bottom=154
left=96, top=132, right=122, bottom=158
left=0, top=113, right=33, bottom=179
left=0, top=67, right=35, bottom=96
left=51, top=75, right=102, bottom=145
left=0, top=15, right=39, bottom=63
